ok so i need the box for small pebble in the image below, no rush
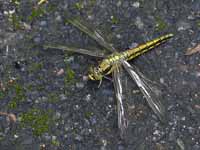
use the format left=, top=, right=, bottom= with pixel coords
left=75, top=135, right=83, bottom=141
left=64, top=56, right=74, bottom=63
left=116, top=34, right=121, bottom=39
left=160, top=78, right=165, bottom=84
left=55, top=15, right=62, bottom=22
left=153, top=130, right=160, bottom=136
left=52, top=135, right=57, bottom=140
left=132, top=2, right=140, bottom=8
left=177, top=21, right=190, bottom=31
left=101, top=139, right=107, bottom=147
left=55, top=112, right=61, bottom=119
left=33, top=37, right=41, bottom=43
left=83, top=75, right=88, bottom=81
left=85, top=94, right=91, bottom=102
left=40, top=21, right=47, bottom=26
left=181, top=116, right=186, bottom=121
left=117, top=1, right=122, bottom=7
left=135, top=17, right=144, bottom=29
left=60, top=94, right=67, bottom=101
left=129, top=42, right=138, bottom=49
left=14, top=134, right=19, bottom=138
left=76, top=82, right=84, bottom=89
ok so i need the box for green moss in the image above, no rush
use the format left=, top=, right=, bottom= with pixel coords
left=64, top=65, right=75, bottom=85
left=155, top=16, right=167, bottom=31
left=111, top=16, right=119, bottom=24
left=9, top=13, right=22, bottom=30
left=74, top=2, right=84, bottom=10
left=36, top=85, right=45, bottom=91
left=197, top=20, right=200, bottom=27
left=51, top=139, right=60, bottom=146
left=28, top=62, right=43, bottom=73
left=14, top=83, right=26, bottom=102
left=28, top=7, right=46, bottom=22
left=0, top=91, right=6, bottom=100
left=8, top=83, right=26, bottom=109
left=20, top=108, right=53, bottom=136
left=15, top=84, right=25, bottom=97
left=46, top=4, right=57, bottom=12
left=27, top=84, right=33, bottom=91
left=89, top=0, right=96, bottom=6
left=48, top=93, right=59, bottom=103
left=85, top=111, right=93, bottom=119
left=8, top=101, right=17, bottom=109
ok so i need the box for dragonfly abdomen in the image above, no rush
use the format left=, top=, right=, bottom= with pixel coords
left=125, top=33, right=173, bottom=61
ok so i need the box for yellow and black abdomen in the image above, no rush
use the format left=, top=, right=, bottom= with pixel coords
left=124, top=33, right=173, bottom=61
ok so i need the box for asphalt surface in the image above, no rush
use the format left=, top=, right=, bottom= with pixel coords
left=0, top=0, right=200, bottom=150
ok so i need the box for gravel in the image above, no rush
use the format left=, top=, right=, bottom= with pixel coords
left=0, top=0, right=200, bottom=149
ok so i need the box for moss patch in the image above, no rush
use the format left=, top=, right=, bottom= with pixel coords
left=51, top=139, right=60, bottom=146
left=20, top=108, right=53, bottom=136
left=197, top=20, right=200, bottom=28
left=48, top=93, right=59, bottom=103
left=28, top=6, right=46, bottom=22
left=155, top=16, right=167, bottom=31
left=74, top=2, right=84, bottom=10
left=8, top=83, right=26, bottom=109
left=28, top=62, right=43, bottom=73
left=0, top=91, right=6, bottom=100
left=64, top=65, right=75, bottom=85
left=111, top=16, right=119, bottom=24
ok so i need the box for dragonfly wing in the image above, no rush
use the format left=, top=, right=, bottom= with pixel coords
left=122, top=60, right=165, bottom=122
left=44, top=45, right=106, bottom=58
left=68, top=18, right=116, bottom=53
left=112, top=64, right=128, bottom=137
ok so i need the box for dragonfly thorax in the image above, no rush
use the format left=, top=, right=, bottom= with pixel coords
left=88, top=54, right=123, bottom=81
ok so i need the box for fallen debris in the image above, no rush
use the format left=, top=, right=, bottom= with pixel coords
left=185, top=43, right=200, bottom=55
left=0, top=112, right=17, bottom=123
left=55, top=68, right=64, bottom=76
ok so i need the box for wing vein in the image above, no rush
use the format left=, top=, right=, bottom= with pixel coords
left=122, top=60, right=165, bottom=122
left=44, top=45, right=105, bottom=58
left=112, top=64, right=128, bottom=137
left=68, top=18, right=116, bottom=53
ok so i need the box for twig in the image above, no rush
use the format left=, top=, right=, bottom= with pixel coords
left=0, top=112, right=17, bottom=123
left=185, top=43, right=200, bottom=55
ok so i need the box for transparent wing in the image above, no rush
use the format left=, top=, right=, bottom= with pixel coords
left=122, top=60, right=165, bottom=122
left=44, top=44, right=106, bottom=58
left=67, top=18, right=116, bottom=53
left=112, top=64, right=128, bottom=138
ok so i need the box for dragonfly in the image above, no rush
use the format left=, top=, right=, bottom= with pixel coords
left=44, top=18, right=173, bottom=137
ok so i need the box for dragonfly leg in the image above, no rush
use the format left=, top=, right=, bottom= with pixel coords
left=103, top=76, right=113, bottom=81
left=105, top=65, right=117, bottom=75
left=98, top=79, right=103, bottom=88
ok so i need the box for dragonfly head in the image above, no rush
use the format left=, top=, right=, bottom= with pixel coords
left=88, top=66, right=103, bottom=81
